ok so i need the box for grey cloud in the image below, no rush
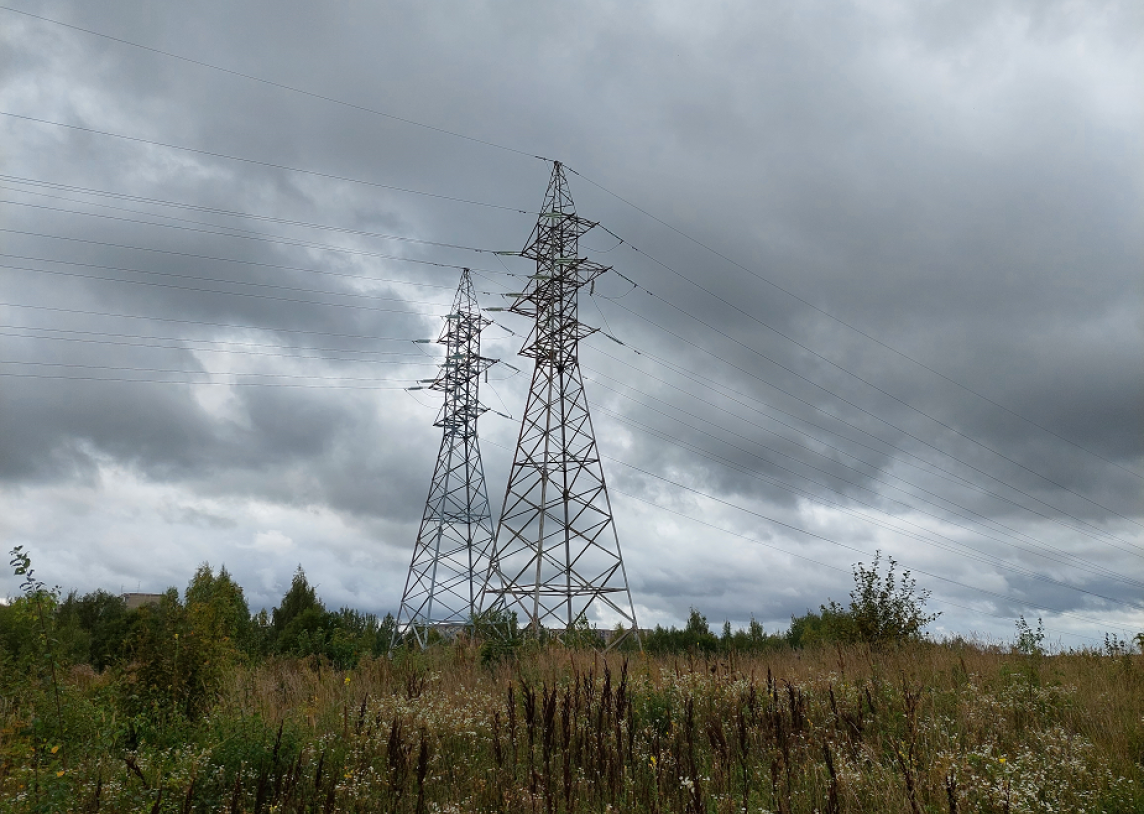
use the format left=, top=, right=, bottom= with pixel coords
left=0, top=0, right=1139, bottom=642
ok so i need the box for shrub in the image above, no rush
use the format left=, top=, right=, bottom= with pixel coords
left=820, top=550, right=939, bottom=646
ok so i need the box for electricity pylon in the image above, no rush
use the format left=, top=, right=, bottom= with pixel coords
left=393, top=268, right=497, bottom=649
left=480, top=161, right=639, bottom=648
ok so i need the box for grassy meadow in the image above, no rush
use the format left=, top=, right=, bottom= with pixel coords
left=3, top=639, right=1143, bottom=813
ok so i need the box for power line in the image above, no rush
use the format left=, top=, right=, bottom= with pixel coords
left=609, top=486, right=1111, bottom=646
left=0, top=327, right=428, bottom=364
left=4, top=4, right=1137, bottom=632
left=0, top=249, right=463, bottom=296
left=0, top=227, right=507, bottom=283
left=567, top=167, right=1143, bottom=484
left=587, top=378, right=1144, bottom=585
left=11, top=175, right=1126, bottom=541
left=6, top=2, right=1130, bottom=494
left=8, top=37, right=1125, bottom=526
left=1, top=256, right=453, bottom=309
left=0, top=110, right=533, bottom=214
left=595, top=294, right=1144, bottom=550
left=596, top=247, right=1144, bottom=533
left=0, top=197, right=515, bottom=273
left=589, top=399, right=1144, bottom=600
left=13, top=190, right=1124, bottom=556
left=589, top=334, right=1106, bottom=546
left=0, top=370, right=410, bottom=390
left=479, top=437, right=1127, bottom=643
left=0, top=358, right=434, bottom=382
left=0, top=301, right=437, bottom=343
left=0, top=4, right=549, bottom=161
left=0, top=242, right=475, bottom=307
left=604, top=455, right=1141, bottom=637
left=0, top=176, right=517, bottom=256
left=585, top=355, right=1129, bottom=553
left=0, top=261, right=447, bottom=318
left=0, top=323, right=410, bottom=348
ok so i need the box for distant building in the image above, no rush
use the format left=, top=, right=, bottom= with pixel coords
left=121, top=592, right=163, bottom=611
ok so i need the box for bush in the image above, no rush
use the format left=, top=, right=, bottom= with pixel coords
left=791, top=551, right=939, bottom=647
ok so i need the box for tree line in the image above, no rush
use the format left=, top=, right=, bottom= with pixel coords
left=2, top=548, right=941, bottom=694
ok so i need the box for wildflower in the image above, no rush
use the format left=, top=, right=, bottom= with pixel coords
left=56, top=770, right=65, bottom=777
left=344, top=676, right=351, bottom=685
left=50, top=745, right=60, bottom=754
left=999, top=757, right=1007, bottom=764
left=649, top=755, right=657, bottom=767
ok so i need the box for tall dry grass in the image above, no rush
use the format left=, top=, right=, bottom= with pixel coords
left=3, top=640, right=1142, bottom=812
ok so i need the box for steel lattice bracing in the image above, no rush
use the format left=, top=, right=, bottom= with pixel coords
left=480, top=162, right=639, bottom=647
left=394, top=269, right=497, bottom=649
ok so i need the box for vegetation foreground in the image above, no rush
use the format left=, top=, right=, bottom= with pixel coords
left=2, top=551, right=1142, bottom=812
left=4, top=642, right=1143, bottom=813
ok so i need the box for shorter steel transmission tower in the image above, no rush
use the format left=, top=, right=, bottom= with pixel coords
left=480, top=162, right=639, bottom=647
left=394, top=269, right=497, bottom=648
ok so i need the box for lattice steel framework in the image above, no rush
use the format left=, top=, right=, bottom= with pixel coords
left=480, top=162, right=639, bottom=646
left=394, top=269, right=497, bottom=649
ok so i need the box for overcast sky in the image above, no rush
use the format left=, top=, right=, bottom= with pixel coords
left=1, top=0, right=1140, bottom=647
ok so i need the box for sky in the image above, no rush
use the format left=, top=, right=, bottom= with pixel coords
left=0, top=0, right=1140, bottom=648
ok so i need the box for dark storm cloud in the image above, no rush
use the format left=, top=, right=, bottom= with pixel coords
left=0, top=0, right=1139, bottom=642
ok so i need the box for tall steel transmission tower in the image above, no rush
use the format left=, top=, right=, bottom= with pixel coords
left=394, top=268, right=497, bottom=649
left=480, top=161, right=639, bottom=647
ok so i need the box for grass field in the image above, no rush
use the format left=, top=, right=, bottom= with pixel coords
left=3, top=638, right=1142, bottom=813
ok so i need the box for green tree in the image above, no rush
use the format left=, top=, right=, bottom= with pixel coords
left=644, top=608, right=720, bottom=654
left=121, top=565, right=251, bottom=720
left=4, top=547, right=64, bottom=731
left=54, top=589, right=132, bottom=669
left=185, top=563, right=252, bottom=653
left=822, top=551, right=939, bottom=646
left=271, top=566, right=323, bottom=636
left=786, top=605, right=852, bottom=648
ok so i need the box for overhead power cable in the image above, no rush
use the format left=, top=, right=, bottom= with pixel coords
left=593, top=236, right=1142, bottom=534
left=609, top=486, right=1109, bottom=646
left=6, top=1, right=1129, bottom=492
left=478, top=437, right=1128, bottom=643
left=596, top=294, right=1143, bottom=551
left=1, top=255, right=453, bottom=309
left=16, top=192, right=1124, bottom=551
left=0, top=358, right=433, bottom=382
left=0, top=177, right=514, bottom=256
left=0, top=4, right=549, bottom=161
left=0, top=110, right=533, bottom=214
left=0, top=301, right=434, bottom=343
left=604, top=455, right=1141, bottom=637
left=583, top=346, right=1143, bottom=558
left=8, top=5, right=1131, bottom=494
left=568, top=166, right=1142, bottom=484
left=587, top=375, right=1144, bottom=578
left=0, top=227, right=503, bottom=281
left=0, top=370, right=409, bottom=390
left=0, top=249, right=459, bottom=296
left=0, top=197, right=515, bottom=273
left=0, top=323, right=411, bottom=349
left=589, top=334, right=1124, bottom=550
left=0, top=261, right=446, bottom=319
left=589, top=397, right=1144, bottom=598
left=0, top=328, right=428, bottom=364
